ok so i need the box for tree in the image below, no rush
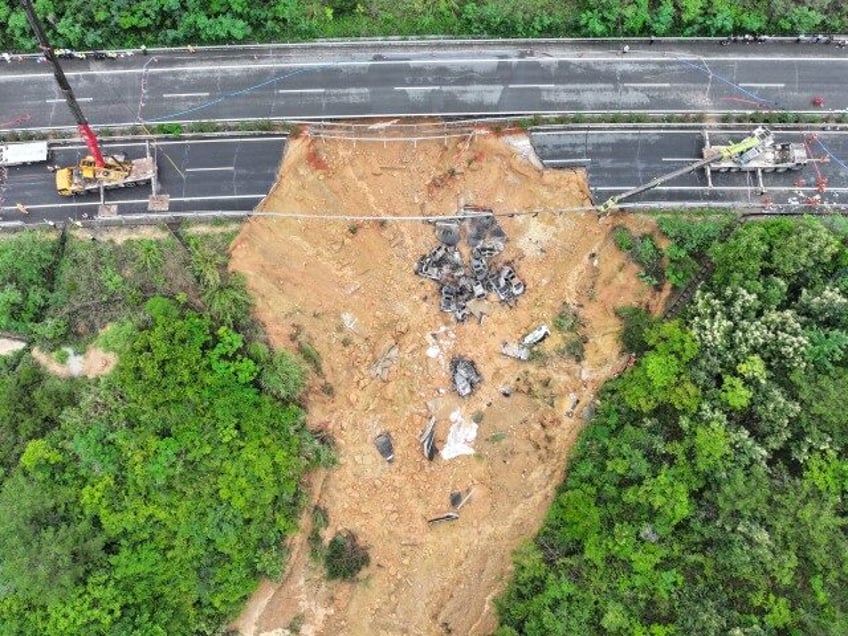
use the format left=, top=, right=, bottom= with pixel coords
left=0, top=297, right=318, bottom=634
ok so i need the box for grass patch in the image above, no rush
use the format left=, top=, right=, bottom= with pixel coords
left=309, top=506, right=329, bottom=561
left=553, top=304, right=581, bottom=333
left=558, top=336, right=586, bottom=362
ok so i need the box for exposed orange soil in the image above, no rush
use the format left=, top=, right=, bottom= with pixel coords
left=229, top=128, right=665, bottom=636
left=31, top=345, right=117, bottom=378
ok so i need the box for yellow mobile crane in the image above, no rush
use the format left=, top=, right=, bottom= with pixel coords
left=596, top=127, right=773, bottom=215
left=19, top=0, right=156, bottom=196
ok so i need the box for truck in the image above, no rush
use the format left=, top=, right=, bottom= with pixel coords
left=55, top=149, right=156, bottom=196
left=705, top=137, right=809, bottom=173
left=0, top=141, right=49, bottom=167
left=596, top=127, right=805, bottom=214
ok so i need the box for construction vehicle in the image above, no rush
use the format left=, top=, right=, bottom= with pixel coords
left=596, top=127, right=808, bottom=214
left=19, top=0, right=156, bottom=197
left=0, top=141, right=48, bottom=167
left=54, top=148, right=156, bottom=196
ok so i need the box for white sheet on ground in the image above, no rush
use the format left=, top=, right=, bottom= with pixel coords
left=440, top=408, right=478, bottom=460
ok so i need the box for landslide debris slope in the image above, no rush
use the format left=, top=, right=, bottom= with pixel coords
left=229, top=128, right=665, bottom=636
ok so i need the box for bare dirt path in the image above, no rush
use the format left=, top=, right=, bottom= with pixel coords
left=229, top=128, right=664, bottom=636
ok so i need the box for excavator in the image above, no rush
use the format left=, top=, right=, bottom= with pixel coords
left=596, top=127, right=798, bottom=214
left=19, top=0, right=156, bottom=196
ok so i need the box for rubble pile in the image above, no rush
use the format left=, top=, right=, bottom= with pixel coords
left=415, top=209, right=525, bottom=322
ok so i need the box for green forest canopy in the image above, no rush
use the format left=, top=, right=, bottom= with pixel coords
left=0, top=299, right=318, bottom=635
left=0, top=230, right=318, bottom=635
left=0, top=0, right=845, bottom=51
left=496, top=217, right=848, bottom=635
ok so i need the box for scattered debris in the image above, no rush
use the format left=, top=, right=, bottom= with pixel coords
left=450, top=356, right=482, bottom=397
left=522, top=324, right=550, bottom=347
left=340, top=311, right=358, bottom=332
left=369, top=343, right=399, bottom=381
left=414, top=207, right=525, bottom=322
left=434, top=220, right=461, bottom=246
left=427, top=512, right=459, bottom=526
left=500, top=341, right=531, bottom=361
left=440, top=408, right=478, bottom=460
left=419, top=417, right=437, bottom=461
left=453, top=488, right=473, bottom=510
left=374, top=432, right=395, bottom=463
left=501, top=324, right=550, bottom=361
left=565, top=393, right=580, bottom=418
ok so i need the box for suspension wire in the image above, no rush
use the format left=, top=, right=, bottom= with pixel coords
left=245, top=205, right=600, bottom=222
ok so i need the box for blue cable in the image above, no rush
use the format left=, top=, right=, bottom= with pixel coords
left=813, top=137, right=848, bottom=171
left=147, top=53, right=848, bottom=174
left=675, top=56, right=847, bottom=172
left=148, top=67, right=314, bottom=121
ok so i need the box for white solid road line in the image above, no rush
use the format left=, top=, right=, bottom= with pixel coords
left=185, top=166, right=235, bottom=172
left=46, top=97, right=92, bottom=103
left=277, top=88, right=325, bottom=94
left=162, top=92, right=210, bottom=98
left=3, top=55, right=848, bottom=81
left=545, top=158, right=592, bottom=164
left=0, top=193, right=265, bottom=212
left=533, top=129, right=700, bottom=136
left=395, top=85, right=440, bottom=91
left=58, top=136, right=288, bottom=150
left=738, top=83, right=785, bottom=88
left=594, top=185, right=848, bottom=192
left=621, top=83, right=672, bottom=88
left=508, top=84, right=556, bottom=89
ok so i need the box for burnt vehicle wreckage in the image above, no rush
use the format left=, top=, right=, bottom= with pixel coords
left=379, top=207, right=551, bottom=529
left=415, top=207, right=525, bottom=323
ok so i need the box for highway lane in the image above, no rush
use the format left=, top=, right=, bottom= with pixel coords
left=0, top=135, right=287, bottom=222
left=2, top=40, right=847, bottom=129
left=530, top=126, right=848, bottom=208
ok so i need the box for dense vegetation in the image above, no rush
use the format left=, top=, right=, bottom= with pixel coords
left=1, top=0, right=845, bottom=51
left=0, top=229, right=320, bottom=635
left=497, top=217, right=848, bottom=634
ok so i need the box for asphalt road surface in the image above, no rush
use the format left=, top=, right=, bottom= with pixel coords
left=1, top=39, right=847, bottom=129
left=530, top=125, right=848, bottom=209
left=0, top=135, right=287, bottom=223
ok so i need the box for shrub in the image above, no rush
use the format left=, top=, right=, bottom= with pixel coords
left=554, top=305, right=581, bottom=333
left=324, top=530, right=370, bottom=581
left=297, top=339, right=323, bottom=376
left=559, top=336, right=585, bottom=362
left=259, top=349, right=305, bottom=402
left=612, top=226, right=634, bottom=252
left=615, top=306, right=656, bottom=355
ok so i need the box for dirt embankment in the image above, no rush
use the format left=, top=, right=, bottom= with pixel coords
left=229, top=128, right=665, bottom=636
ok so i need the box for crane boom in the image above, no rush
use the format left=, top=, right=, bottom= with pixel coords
left=596, top=128, right=771, bottom=214
left=18, top=0, right=156, bottom=197
left=18, top=0, right=105, bottom=168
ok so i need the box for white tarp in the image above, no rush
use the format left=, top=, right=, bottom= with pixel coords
left=440, top=408, right=478, bottom=460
